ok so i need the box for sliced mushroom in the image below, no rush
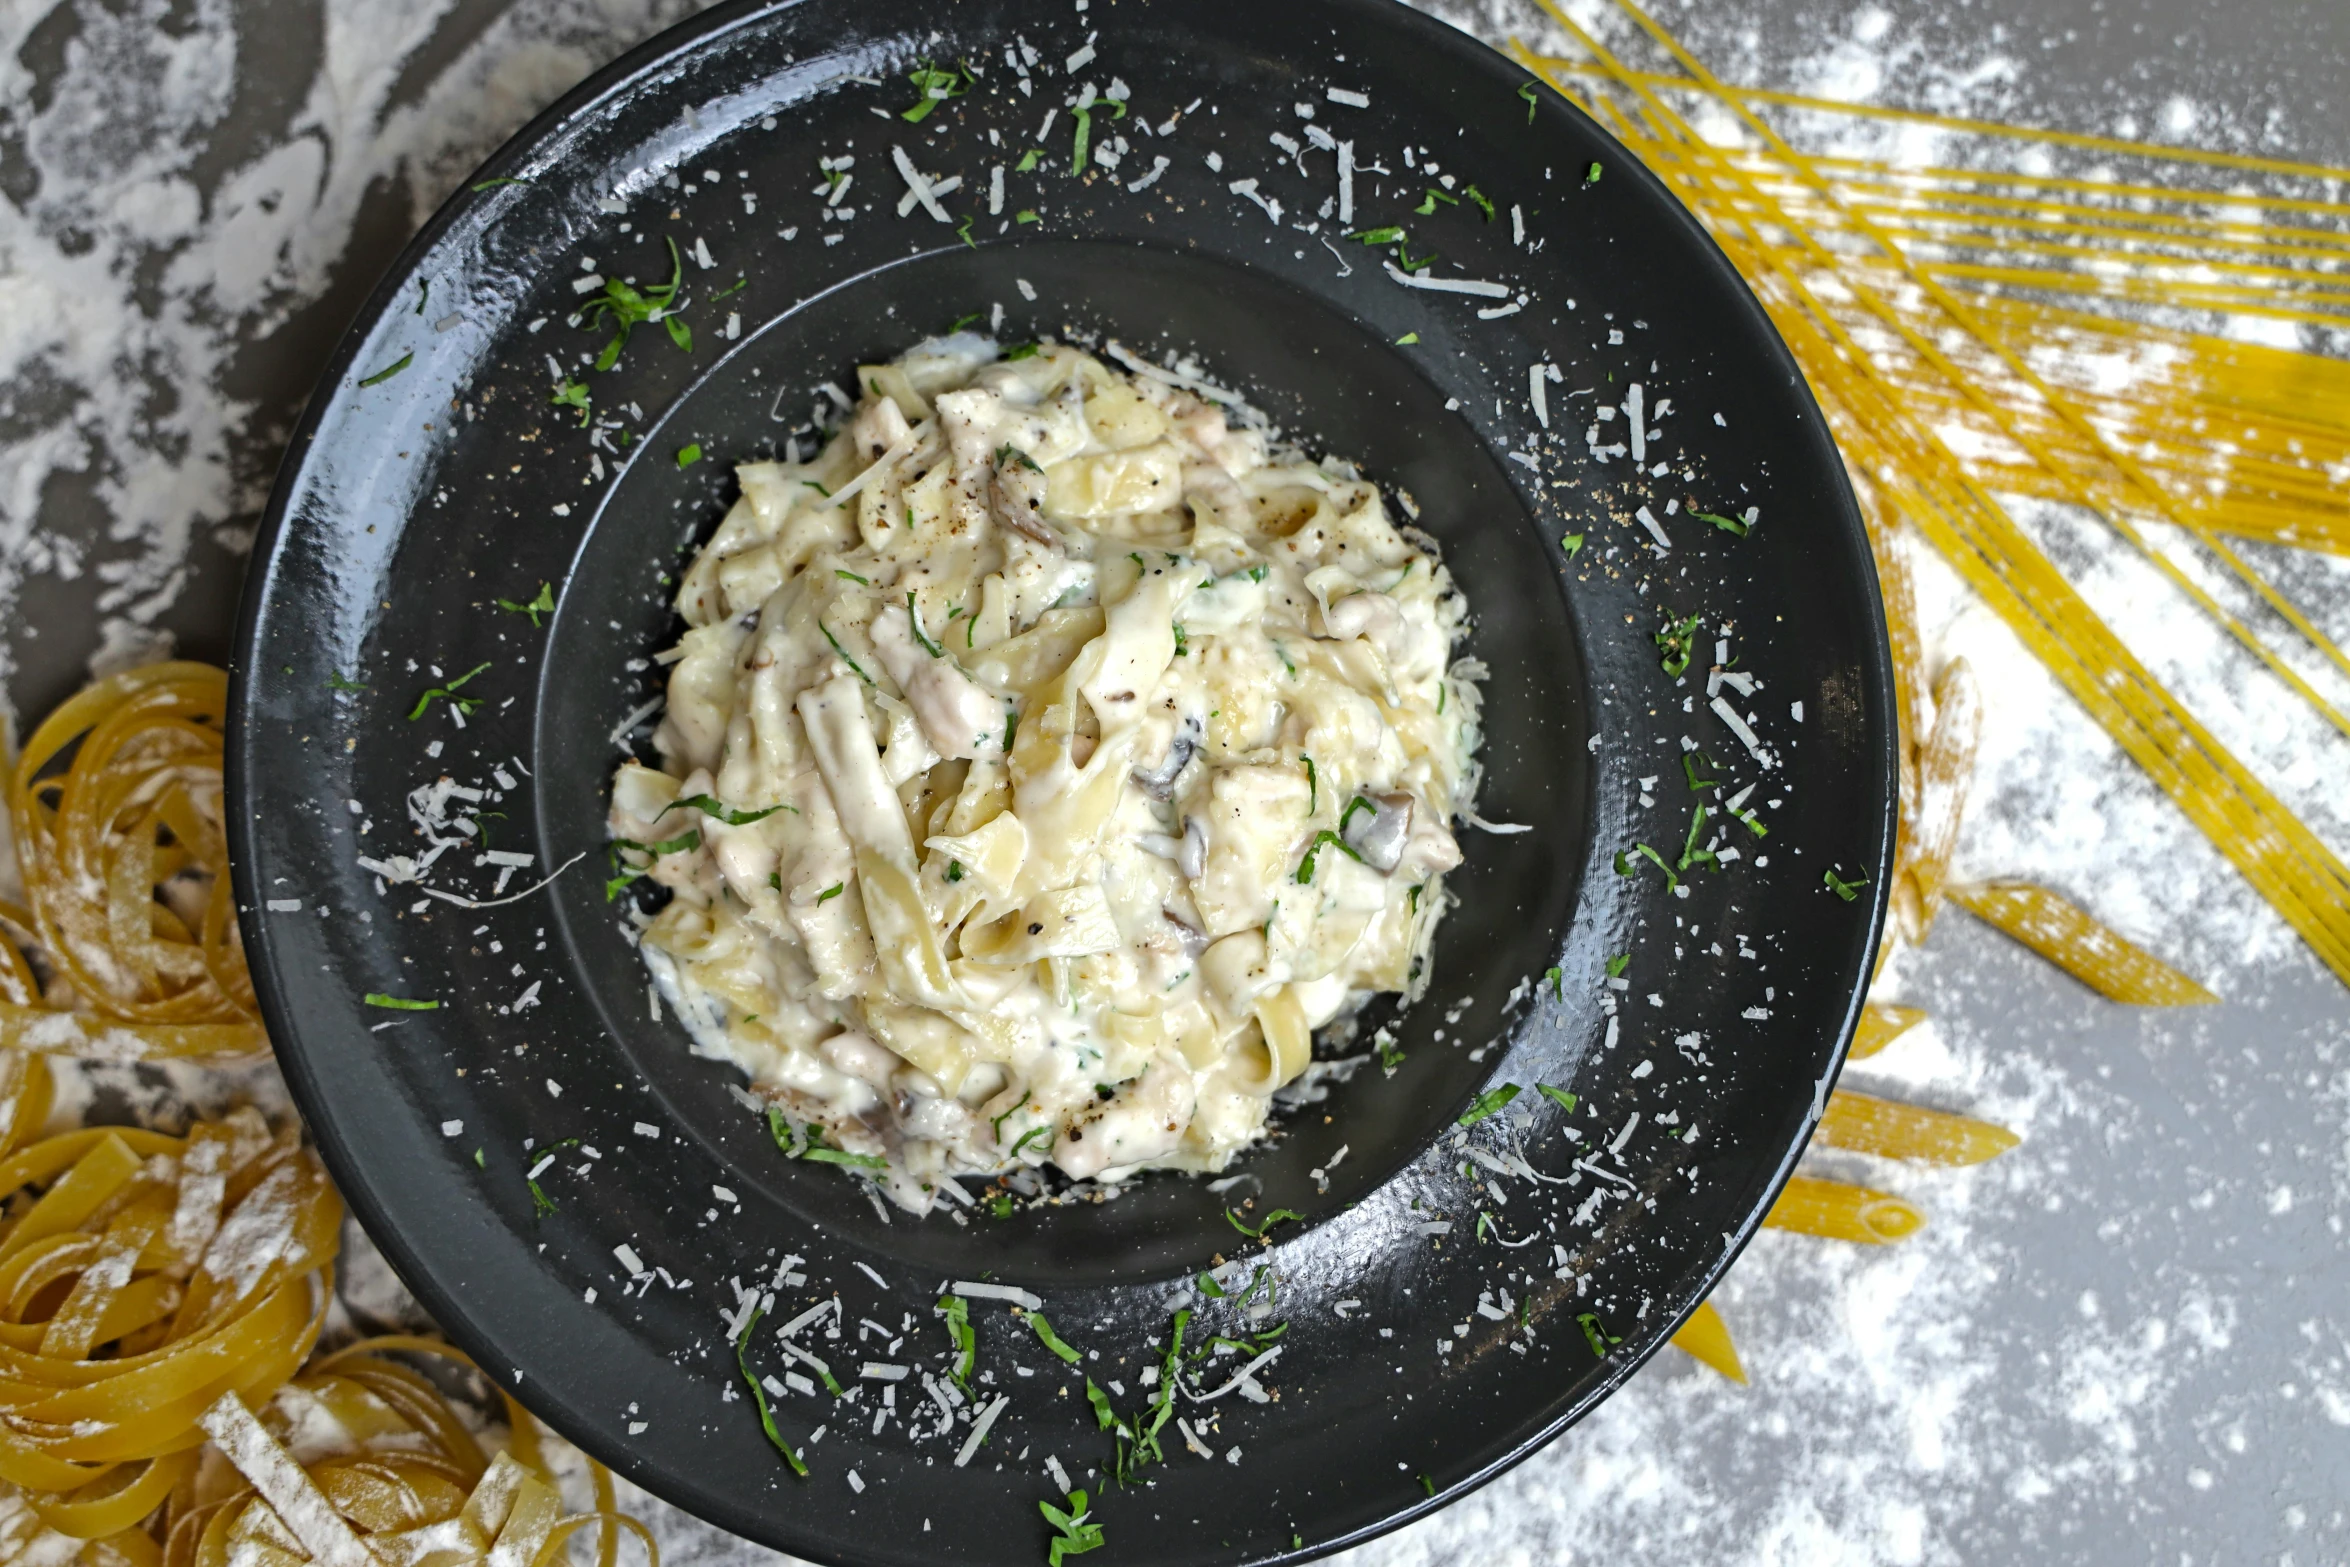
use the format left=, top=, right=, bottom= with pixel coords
left=1345, top=790, right=1417, bottom=873
left=989, top=445, right=1060, bottom=548
left=1129, top=716, right=1202, bottom=801
left=1176, top=814, right=1207, bottom=881
left=1161, top=908, right=1210, bottom=959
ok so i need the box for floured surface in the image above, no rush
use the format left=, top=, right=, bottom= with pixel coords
left=4, top=0, right=2345, bottom=1562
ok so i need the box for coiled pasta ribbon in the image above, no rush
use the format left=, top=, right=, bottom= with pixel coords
left=157, top=1338, right=653, bottom=1567
left=2, top=663, right=265, bottom=1061
left=0, top=1088, right=340, bottom=1557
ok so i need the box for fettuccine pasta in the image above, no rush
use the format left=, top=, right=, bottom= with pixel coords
left=611, top=337, right=1483, bottom=1211
left=2, top=663, right=265, bottom=1062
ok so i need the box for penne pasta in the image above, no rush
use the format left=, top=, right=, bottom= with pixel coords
left=1847, top=1001, right=1925, bottom=1061
left=1668, top=1299, right=1746, bottom=1384
left=1817, top=1089, right=2020, bottom=1165
left=1764, top=1175, right=1927, bottom=1244
left=1949, top=881, right=2217, bottom=1004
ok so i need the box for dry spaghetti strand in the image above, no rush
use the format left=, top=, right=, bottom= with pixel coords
left=4, top=664, right=263, bottom=1063
left=1949, top=881, right=2218, bottom=1005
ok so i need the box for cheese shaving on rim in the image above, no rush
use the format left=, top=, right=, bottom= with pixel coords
left=951, top=1280, right=1045, bottom=1309
left=891, top=144, right=951, bottom=223
left=1634, top=506, right=1672, bottom=551
left=1710, top=695, right=1776, bottom=767
left=955, top=1395, right=1011, bottom=1465
left=1382, top=262, right=1512, bottom=298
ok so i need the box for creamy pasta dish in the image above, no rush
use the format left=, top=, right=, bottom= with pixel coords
left=608, top=336, right=1483, bottom=1212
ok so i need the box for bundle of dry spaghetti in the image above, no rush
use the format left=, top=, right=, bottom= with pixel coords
left=2, top=663, right=265, bottom=1062
left=1502, top=0, right=2346, bottom=1382
left=1516, top=0, right=2350, bottom=997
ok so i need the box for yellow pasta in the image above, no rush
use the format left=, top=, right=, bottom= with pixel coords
left=1514, top=3, right=2350, bottom=993
left=1895, top=659, right=1982, bottom=943
left=1847, top=1001, right=1925, bottom=1061
left=1948, top=882, right=2217, bottom=1004
left=1816, top=1090, right=2020, bottom=1166
left=3, top=664, right=265, bottom=1063
left=151, top=1340, right=651, bottom=1567
left=1668, top=1300, right=1745, bottom=1384
left=1763, top=1175, right=1926, bottom=1244
left=0, top=1112, right=341, bottom=1553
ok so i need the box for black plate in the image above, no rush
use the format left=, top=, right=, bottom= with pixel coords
left=228, top=1, right=1892, bottom=1562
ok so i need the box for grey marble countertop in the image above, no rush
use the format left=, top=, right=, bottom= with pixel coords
left=3, top=1, right=2345, bottom=1562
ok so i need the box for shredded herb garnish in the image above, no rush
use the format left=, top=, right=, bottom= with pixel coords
left=1414, top=188, right=1459, bottom=215
left=1655, top=612, right=1703, bottom=678
left=497, top=582, right=557, bottom=627
left=326, top=671, right=367, bottom=692
left=1678, top=803, right=1720, bottom=873
left=951, top=312, right=984, bottom=332
left=814, top=882, right=844, bottom=905
left=901, top=58, right=973, bottom=123
left=615, top=830, right=700, bottom=858
left=802, top=479, right=832, bottom=497
left=550, top=377, right=591, bottom=425
left=406, top=662, right=491, bottom=721
left=1606, top=953, right=1631, bottom=977
left=1544, top=966, right=1563, bottom=1000
left=1613, top=842, right=1681, bottom=890
left=470, top=176, right=531, bottom=191
left=819, top=622, right=872, bottom=683
left=1694, top=510, right=1750, bottom=537
left=733, top=1306, right=810, bottom=1476
left=1420, top=1473, right=1436, bottom=1498
left=1026, top=1310, right=1082, bottom=1364
left=676, top=442, right=703, bottom=469
left=581, top=236, right=688, bottom=371
left=1824, top=866, right=1869, bottom=902
left=994, top=442, right=1045, bottom=474
left=906, top=593, right=944, bottom=657
left=1458, top=1083, right=1521, bottom=1126
left=710, top=276, right=748, bottom=301
left=658, top=794, right=790, bottom=826
left=1003, top=707, right=1021, bottom=752
left=1223, top=1206, right=1303, bottom=1240
left=1016, top=148, right=1043, bottom=172
left=1561, top=533, right=1584, bottom=557
left=1196, top=1271, right=1227, bottom=1299
left=936, top=1294, right=976, bottom=1389
left=1018, top=209, right=1040, bottom=223
left=989, top=1090, right=1032, bottom=1142
left=1463, top=184, right=1496, bottom=220
left=1395, top=332, right=1420, bottom=345
left=1377, top=1031, right=1406, bottom=1074
left=1585, top=161, right=1603, bottom=184
left=1576, top=1311, right=1622, bottom=1358
left=1518, top=81, right=1540, bottom=122
left=1040, top=1490, right=1104, bottom=1565
left=1004, top=341, right=1042, bottom=361
left=1301, top=755, right=1317, bottom=815
left=357, top=353, right=413, bottom=387
left=1537, top=1083, right=1579, bottom=1113
left=1294, top=829, right=1363, bottom=884
left=1682, top=751, right=1720, bottom=791
left=955, top=213, right=977, bottom=249
left=363, top=994, right=438, bottom=1011
left=1338, top=795, right=1375, bottom=835
left=1349, top=225, right=1407, bottom=245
